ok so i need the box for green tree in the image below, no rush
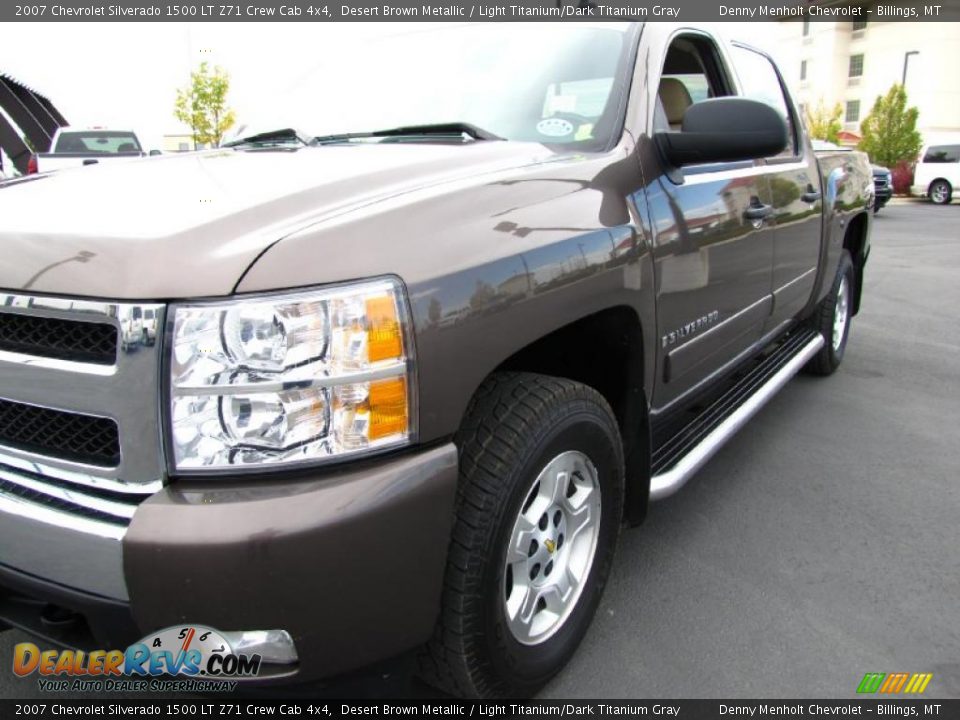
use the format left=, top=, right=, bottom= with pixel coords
left=174, top=62, right=236, bottom=149
left=857, top=84, right=923, bottom=167
left=770, top=176, right=801, bottom=208
left=804, top=99, right=843, bottom=144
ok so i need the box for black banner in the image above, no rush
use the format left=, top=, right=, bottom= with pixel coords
left=1, top=700, right=958, bottom=719
left=3, top=0, right=960, bottom=23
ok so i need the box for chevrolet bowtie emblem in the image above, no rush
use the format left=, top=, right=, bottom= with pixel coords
left=544, top=539, right=556, bottom=554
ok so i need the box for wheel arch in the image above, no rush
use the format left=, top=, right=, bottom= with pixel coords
left=464, top=305, right=651, bottom=526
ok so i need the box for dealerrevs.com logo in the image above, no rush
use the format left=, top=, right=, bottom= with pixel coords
left=13, top=625, right=259, bottom=693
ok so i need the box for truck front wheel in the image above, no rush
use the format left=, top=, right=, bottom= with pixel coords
left=421, top=372, right=624, bottom=697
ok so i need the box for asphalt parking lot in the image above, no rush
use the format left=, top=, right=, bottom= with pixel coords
left=2, top=199, right=958, bottom=700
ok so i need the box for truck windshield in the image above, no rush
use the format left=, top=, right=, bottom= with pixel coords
left=279, top=23, right=637, bottom=150
left=54, top=131, right=141, bottom=154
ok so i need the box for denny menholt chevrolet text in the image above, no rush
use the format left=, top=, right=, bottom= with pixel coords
left=0, top=23, right=873, bottom=697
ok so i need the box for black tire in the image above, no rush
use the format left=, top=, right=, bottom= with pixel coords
left=806, top=251, right=855, bottom=376
left=929, top=179, right=952, bottom=205
left=420, top=372, right=624, bottom=698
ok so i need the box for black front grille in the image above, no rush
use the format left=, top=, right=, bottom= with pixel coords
left=0, top=399, right=120, bottom=467
left=0, top=313, right=117, bottom=365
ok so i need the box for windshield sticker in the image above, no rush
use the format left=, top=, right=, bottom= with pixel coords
left=537, top=118, right=575, bottom=138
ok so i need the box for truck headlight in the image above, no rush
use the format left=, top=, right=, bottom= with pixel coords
left=167, top=278, right=415, bottom=472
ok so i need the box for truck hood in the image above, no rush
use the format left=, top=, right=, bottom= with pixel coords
left=0, top=143, right=555, bottom=299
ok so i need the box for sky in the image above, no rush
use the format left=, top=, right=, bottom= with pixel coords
left=1, top=21, right=771, bottom=153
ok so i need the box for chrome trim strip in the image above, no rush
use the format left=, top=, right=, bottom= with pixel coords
left=0, top=486, right=128, bottom=600
left=0, top=490, right=125, bottom=540
left=0, top=294, right=124, bottom=326
left=776, top=267, right=817, bottom=296
left=0, top=465, right=141, bottom=520
left=173, top=362, right=408, bottom=397
left=0, top=348, right=116, bottom=377
left=650, top=334, right=824, bottom=502
left=0, top=292, right=167, bottom=491
left=0, top=448, right=164, bottom=495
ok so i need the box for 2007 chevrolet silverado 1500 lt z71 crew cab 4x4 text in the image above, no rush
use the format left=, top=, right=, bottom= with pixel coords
left=0, top=24, right=872, bottom=697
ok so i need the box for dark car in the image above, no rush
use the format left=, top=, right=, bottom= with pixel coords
left=872, top=164, right=893, bottom=212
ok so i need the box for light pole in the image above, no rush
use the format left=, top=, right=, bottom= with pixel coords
left=902, top=51, right=919, bottom=87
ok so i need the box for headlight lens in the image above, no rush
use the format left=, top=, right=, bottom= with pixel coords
left=169, top=278, right=414, bottom=472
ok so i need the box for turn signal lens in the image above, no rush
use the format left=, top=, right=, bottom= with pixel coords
left=369, top=377, right=408, bottom=440
left=365, top=295, right=403, bottom=362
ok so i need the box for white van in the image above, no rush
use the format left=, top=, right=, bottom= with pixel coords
left=912, top=143, right=960, bottom=204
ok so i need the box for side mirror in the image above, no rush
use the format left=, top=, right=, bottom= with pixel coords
left=655, top=97, right=787, bottom=170
left=148, top=149, right=162, bottom=157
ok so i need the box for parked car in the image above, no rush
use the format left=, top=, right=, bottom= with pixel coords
left=29, top=128, right=146, bottom=174
left=814, top=143, right=893, bottom=213
left=872, top=165, right=893, bottom=212
left=141, top=307, right=158, bottom=346
left=911, top=142, right=960, bottom=204
left=0, top=23, right=873, bottom=697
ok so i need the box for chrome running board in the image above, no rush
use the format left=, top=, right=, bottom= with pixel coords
left=650, top=330, right=825, bottom=502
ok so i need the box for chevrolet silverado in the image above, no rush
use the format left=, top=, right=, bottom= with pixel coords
left=0, top=23, right=873, bottom=697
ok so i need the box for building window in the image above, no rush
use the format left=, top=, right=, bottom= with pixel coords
left=178, top=142, right=189, bottom=152
left=849, top=54, right=864, bottom=78
left=800, top=60, right=808, bottom=81
left=802, top=20, right=810, bottom=37
left=852, top=20, right=868, bottom=31
left=845, top=100, right=861, bottom=123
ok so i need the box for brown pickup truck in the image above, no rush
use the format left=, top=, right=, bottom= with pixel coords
left=0, top=23, right=872, bottom=697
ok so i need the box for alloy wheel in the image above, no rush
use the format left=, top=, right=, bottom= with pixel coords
left=502, top=450, right=602, bottom=646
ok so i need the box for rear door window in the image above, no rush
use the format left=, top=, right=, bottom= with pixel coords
left=922, top=145, right=960, bottom=163
left=55, top=131, right=141, bottom=154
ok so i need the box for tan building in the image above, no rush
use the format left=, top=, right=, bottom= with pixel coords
left=772, top=20, right=960, bottom=145
left=162, top=134, right=211, bottom=153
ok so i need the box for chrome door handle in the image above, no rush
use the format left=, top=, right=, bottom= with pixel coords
left=743, top=203, right=773, bottom=220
